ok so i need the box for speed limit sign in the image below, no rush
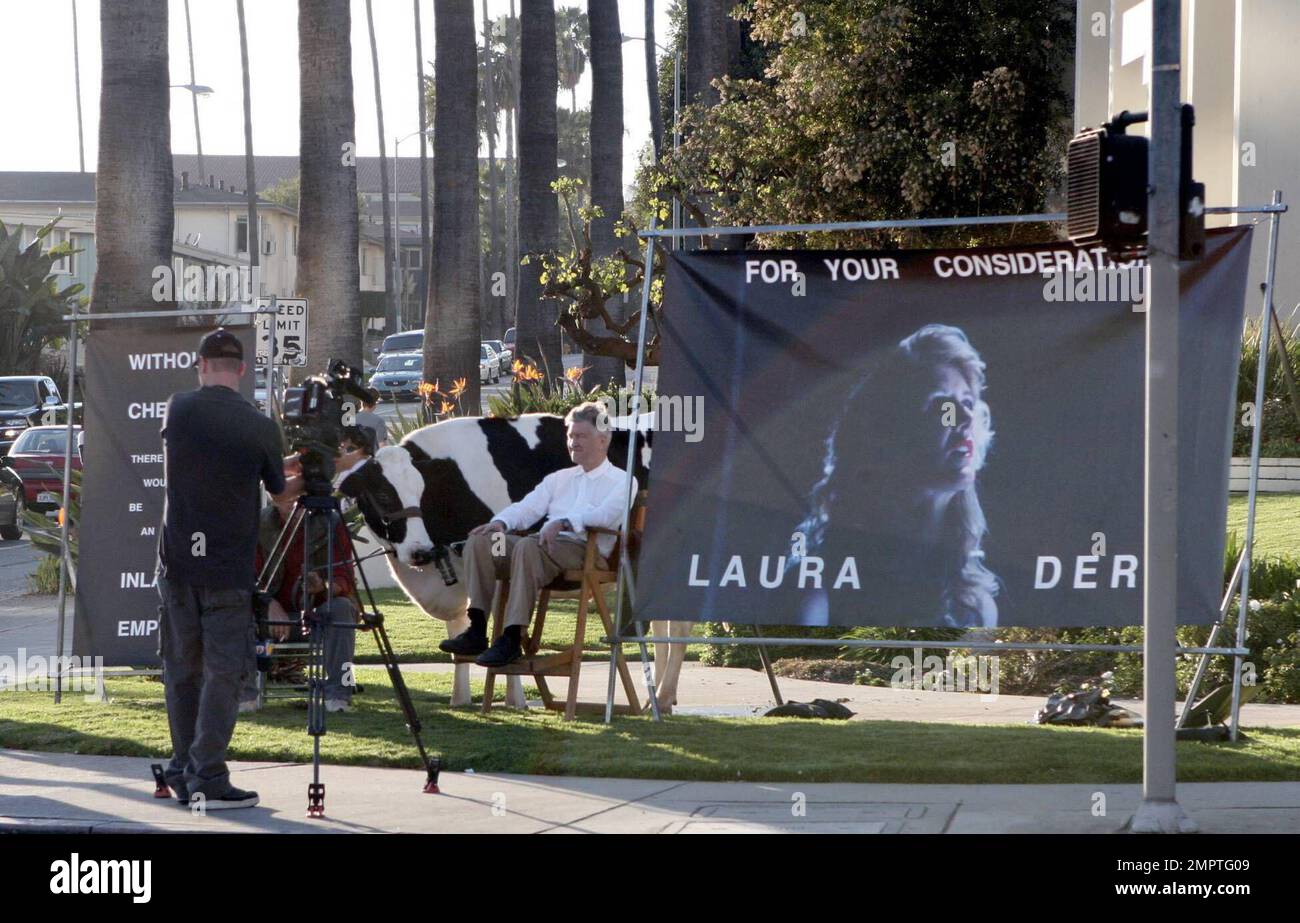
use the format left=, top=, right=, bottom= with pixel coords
left=255, top=297, right=308, bottom=367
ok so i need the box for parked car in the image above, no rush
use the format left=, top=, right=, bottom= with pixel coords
left=0, top=375, right=65, bottom=453
left=379, top=330, right=424, bottom=359
left=0, top=458, right=23, bottom=540
left=367, top=352, right=424, bottom=400
left=484, top=339, right=512, bottom=372
left=1, top=425, right=83, bottom=526
left=480, top=343, right=501, bottom=384
left=502, top=327, right=516, bottom=354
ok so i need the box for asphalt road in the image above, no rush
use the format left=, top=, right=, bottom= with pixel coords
left=0, top=536, right=41, bottom=601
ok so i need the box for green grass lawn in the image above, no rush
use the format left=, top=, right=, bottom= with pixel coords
left=1227, top=493, right=1300, bottom=559
left=354, top=587, right=709, bottom=665
left=2, top=671, right=1298, bottom=783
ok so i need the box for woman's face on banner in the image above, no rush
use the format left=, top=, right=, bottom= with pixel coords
left=911, top=362, right=985, bottom=492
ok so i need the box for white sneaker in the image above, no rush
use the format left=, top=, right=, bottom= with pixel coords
left=238, top=699, right=260, bottom=713
left=325, top=699, right=350, bottom=713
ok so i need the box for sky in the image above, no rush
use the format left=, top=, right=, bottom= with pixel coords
left=0, top=0, right=671, bottom=189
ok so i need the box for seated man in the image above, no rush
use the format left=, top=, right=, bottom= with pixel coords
left=248, top=447, right=362, bottom=713
left=440, top=402, right=637, bottom=667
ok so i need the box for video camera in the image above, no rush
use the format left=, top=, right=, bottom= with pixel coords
left=282, top=358, right=376, bottom=494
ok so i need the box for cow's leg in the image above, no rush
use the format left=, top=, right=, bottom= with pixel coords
left=451, top=664, right=472, bottom=707
left=504, top=674, right=527, bottom=709
left=446, top=613, right=472, bottom=706
left=653, top=623, right=668, bottom=703
left=655, top=620, right=690, bottom=707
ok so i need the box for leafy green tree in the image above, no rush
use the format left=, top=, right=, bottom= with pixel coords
left=657, top=0, right=1074, bottom=249
left=0, top=219, right=85, bottom=373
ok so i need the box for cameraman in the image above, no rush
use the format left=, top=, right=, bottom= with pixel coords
left=156, top=328, right=298, bottom=811
left=249, top=481, right=359, bottom=713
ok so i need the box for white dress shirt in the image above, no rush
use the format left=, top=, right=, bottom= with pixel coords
left=494, top=458, right=637, bottom=559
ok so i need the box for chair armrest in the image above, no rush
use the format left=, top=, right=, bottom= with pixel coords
left=585, top=526, right=622, bottom=536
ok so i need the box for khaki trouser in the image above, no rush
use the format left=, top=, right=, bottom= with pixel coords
left=464, top=530, right=598, bottom=628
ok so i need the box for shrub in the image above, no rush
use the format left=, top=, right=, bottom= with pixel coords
left=28, top=553, right=62, bottom=595
left=486, top=359, right=646, bottom=418
left=1233, top=320, right=1300, bottom=456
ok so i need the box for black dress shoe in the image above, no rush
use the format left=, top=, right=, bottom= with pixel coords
left=475, top=635, right=522, bottom=667
left=440, top=629, right=489, bottom=656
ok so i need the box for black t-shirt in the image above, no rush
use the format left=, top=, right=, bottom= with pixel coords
left=157, top=385, right=285, bottom=589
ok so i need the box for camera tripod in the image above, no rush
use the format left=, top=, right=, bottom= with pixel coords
left=151, top=485, right=437, bottom=816
left=252, top=487, right=441, bottom=816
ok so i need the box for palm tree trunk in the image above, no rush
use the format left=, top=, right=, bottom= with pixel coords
left=415, top=0, right=432, bottom=332
left=584, top=0, right=625, bottom=389
left=506, top=1, right=519, bottom=335
left=686, top=0, right=740, bottom=250
left=506, top=90, right=517, bottom=336
left=482, top=0, right=501, bottom=337
left=93, top=0, right=174, bottom=315
left=237, top=0, right=259, bottom=302
left=298, top=0, right=362, bottom=376
left=366, top=0, right=399, bottom=337
left=425, top=0, right=481, bottom=409
left=516, top=0, right=561, bottom=381
left=644, top=0, right=663, bottom=160
left=686, top=0, right=728, bottom=109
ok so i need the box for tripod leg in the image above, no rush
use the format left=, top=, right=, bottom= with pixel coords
left=335, top=501, right=442, bottom=793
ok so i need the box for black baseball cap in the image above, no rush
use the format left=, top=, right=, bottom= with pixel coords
left=198, top=327, right=244, bottom=361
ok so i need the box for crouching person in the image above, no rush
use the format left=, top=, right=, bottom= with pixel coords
left=251, top=488, right=359, bottom=712
left=440, top=402, right=637, bottom=666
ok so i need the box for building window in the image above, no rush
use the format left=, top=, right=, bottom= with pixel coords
left=402, top=248, right=422, bottom=270
left=236, top=216, right=249, bottom=254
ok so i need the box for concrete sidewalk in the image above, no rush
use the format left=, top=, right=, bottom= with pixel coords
left=3, top=749, right=1299, bottom=833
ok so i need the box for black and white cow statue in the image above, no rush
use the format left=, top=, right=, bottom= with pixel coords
left=337, top=412, right=689, bottom=710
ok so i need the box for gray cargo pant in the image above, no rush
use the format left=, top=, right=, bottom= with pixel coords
left=157, top=575, right=256, bottom=798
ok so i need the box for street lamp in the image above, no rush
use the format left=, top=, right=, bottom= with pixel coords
left=170, top=83, right=214, bottom=184
left=622, top=34, right=682, bottom=249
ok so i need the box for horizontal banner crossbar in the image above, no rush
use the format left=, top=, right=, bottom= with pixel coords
left=62, top=305, right=274, bottom=322
left=605, top=636, right=1247, bottom=656
left=640, top=213, right=1065, bottom=238
left=637, top=204, right=1286, bottom=239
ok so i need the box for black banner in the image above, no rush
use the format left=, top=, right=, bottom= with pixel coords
left=634, top=228, right=1253, bottom=628
left=73, top=324, right=256, bottom=666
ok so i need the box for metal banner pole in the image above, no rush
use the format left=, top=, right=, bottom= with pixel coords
left=1230, top=189, right=1283, bottom=741
left=1177, top=546, right=1245, bottom=728
left=1130, top=0, right=1193, bottom=834
left=54, top=318, right=79, bottom=704
left=606, top=215, right=660, bottom=723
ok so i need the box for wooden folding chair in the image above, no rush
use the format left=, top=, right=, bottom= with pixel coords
left=480, top=492, right=648, bottom=720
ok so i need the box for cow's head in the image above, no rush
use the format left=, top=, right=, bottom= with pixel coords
left=337, top=445, right=439, bottom=567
